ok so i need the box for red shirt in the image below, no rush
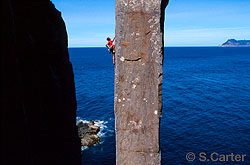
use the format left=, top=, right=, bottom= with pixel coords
left=107, top=40, right=113, bottom=47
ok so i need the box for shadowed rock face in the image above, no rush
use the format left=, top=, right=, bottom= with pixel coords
left=1, top=0, right=81, bottom=164
left=115, top=0, right=169, bottom=164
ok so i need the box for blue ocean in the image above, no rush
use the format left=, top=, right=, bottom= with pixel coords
left=69, top=47, right=250, bottom=164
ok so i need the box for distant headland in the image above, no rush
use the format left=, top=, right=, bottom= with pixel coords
left=221, top=39, right=250, bottom=47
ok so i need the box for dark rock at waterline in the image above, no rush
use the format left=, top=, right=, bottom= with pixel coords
left=76, top=120, right=101, bottom=146
left=81, top=134, right=101, bottom=147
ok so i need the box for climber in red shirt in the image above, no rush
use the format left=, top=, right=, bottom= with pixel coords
left=105, top=36, right=115, bottom=64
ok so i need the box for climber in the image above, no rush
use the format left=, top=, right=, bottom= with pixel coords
left=105, top=36, right=115, bottom=64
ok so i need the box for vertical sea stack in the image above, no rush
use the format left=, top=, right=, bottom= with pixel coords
left=115, top=0, right=169, bottom=164
left=1, top=0, right=81, bottom=164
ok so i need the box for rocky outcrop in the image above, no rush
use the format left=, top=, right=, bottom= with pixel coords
left=76, top=120, right=101, bottom=147
left=221, top=39, right=250, bottom=47
left=115, top=0, right=169, bottom=164
left=1, top=0, right=81, bottom=165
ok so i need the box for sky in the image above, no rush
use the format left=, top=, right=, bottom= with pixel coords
left=52, top=0, right=250, bottom=47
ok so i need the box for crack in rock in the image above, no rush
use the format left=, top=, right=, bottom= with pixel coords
left=124, top=57, right=142, bottom=61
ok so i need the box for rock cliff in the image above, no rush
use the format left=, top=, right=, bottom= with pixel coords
left=1, top=0, right=81, bottom=164
left=115, top=0, right=169, bottom=164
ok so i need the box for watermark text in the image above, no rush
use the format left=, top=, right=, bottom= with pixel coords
left=186, top=152, right=246, bottom=162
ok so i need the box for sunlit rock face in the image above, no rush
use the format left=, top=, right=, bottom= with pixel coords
left=115, top=0, right=169, bottom=164
left=2, top=0, right=81, bottom=164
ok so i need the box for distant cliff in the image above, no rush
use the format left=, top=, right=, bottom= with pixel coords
left=221, top=39, right=250, bottom=47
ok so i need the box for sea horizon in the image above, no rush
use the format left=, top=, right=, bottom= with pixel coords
left=68, top=46, right=250, bottom=48
left=69, top=46, right=221, bottom=48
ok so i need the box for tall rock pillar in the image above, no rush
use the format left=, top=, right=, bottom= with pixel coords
left=115, top=0, right=169, bottom=164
